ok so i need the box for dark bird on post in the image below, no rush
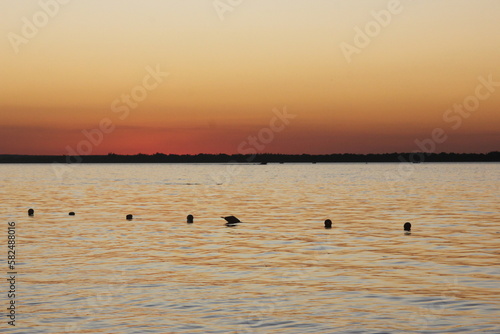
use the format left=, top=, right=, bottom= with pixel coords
left=222, top=216, right=241, bottom=226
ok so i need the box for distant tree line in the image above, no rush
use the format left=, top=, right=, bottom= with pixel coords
left=0, top=151, right=499, bottom=164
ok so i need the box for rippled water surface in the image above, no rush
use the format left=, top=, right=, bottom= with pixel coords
left=0, top=163, right=499, bottom=333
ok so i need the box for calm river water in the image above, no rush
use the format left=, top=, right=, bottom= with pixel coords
left=0, top=163, right=498, bottom=333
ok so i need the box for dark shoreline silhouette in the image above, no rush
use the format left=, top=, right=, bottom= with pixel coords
left=0, top=152, right=499, bottom=164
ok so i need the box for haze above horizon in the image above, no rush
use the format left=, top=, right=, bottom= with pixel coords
left=1, top=0, right=499, bottom=155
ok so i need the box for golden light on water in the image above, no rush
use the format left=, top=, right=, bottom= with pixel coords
left=1, top=163, right=499, bottom=332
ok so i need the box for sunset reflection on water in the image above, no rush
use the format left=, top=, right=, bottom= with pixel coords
left=1, top=163, right=498, bottom=333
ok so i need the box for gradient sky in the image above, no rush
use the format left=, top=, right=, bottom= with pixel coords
left=1, top=0, right=499, bottom=155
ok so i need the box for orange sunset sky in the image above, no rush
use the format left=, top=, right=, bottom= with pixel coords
left=1, top=0, right=499, bottom=155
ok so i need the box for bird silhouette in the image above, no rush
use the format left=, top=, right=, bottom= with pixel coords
left=222, top=216, right=241, bottom=226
